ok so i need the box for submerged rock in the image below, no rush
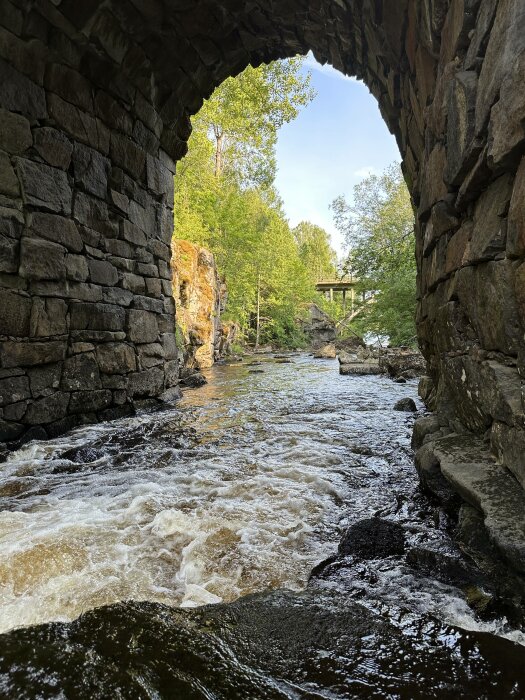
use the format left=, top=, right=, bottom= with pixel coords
left=339, top=518, right=406, bottom=558
left=179, top=369, right=207, bottom=388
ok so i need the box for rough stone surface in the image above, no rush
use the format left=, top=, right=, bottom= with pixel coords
left=171, top=239, right=225, bottom=370
left=0, top=0, right=523, bottom=508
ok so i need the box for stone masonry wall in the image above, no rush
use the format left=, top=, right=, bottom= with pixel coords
left=0, top=0, right=178, bottom=446
left=1, top=0, right=525, bottom=488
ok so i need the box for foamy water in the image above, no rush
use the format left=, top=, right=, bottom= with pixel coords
left=0, top=354, right=522, bottom=647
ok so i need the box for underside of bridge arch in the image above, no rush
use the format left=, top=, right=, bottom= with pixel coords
left=0, top=1, right=525, bottom=491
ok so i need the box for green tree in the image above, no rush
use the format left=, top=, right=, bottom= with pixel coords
left=293, top=221, right=338, bottom=283
left=331, top=164, right=417, bottom=345
left=173, top=57, right=316, bottom=348
left=196, top=58, right=315, bottom=187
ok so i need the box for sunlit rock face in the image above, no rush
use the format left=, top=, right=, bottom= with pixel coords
left=171, top=239, right=224, bottom=369
left=0, top=0, right=524, bottom=489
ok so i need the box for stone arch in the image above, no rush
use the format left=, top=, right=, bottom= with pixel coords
left=0, top=0, right=524, bottom=500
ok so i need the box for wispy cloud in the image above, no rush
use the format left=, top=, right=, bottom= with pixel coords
left=303, top=52, right=362, bottom=84
left=353, top=166, right=379, bottom=179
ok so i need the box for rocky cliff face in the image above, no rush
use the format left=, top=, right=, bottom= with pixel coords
left=171, top=239, right=227, bottom=370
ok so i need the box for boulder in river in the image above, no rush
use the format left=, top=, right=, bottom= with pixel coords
left=338, top=518, right=406, bottom=558
left=379, top=347, right=426, bottom=379
left=393, top=398, right=417, bottom=412
left=314, top=343, right=336, bottom=359
left=179, top=368, right=207, bottom=388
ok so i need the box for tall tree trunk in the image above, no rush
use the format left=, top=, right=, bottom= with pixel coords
left=214, top=128, right=224, bottom=177
left=255, top=272, right=261, bottom=351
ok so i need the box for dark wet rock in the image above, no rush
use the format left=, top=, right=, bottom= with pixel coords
left=412, top=414, right=442, bottom=450
left=415, top=440, right=463, bottom=513
left=338, top=518, right=406, bottom=559
left=394, top=377, right=407, bottom=383
left=60, top=445, right=106, bottom=463
left=180, top=371, right=207, bottom=388
left=334, top=335, right=366, bottom=351
left=393, top=398, right=417, bottom=412
left=274, top=359, right=293, bottom=364
left=248, top=369, right=264, bottom=374
left=379, top=348, right=426, bottom=379
left=407, top=541, right=486, bottom=588
left=159, top=386, right=183, bottom=404
left=1, top=591, right=524, bottom=699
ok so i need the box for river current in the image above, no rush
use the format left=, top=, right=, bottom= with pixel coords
left=1, top=353, right=525, bottom=696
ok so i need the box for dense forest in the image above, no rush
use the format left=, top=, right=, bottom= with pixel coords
left=173, top=58, right=417, bottom=348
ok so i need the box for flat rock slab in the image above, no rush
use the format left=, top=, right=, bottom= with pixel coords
left=339, top=362, right=383, bottom=375
left=433, top=434, right=525, bottom=574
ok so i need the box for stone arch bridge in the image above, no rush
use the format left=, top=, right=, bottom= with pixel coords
left=1, top=2, right=525, bottom=509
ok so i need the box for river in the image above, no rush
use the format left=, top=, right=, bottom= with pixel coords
left=1, top=353, right=525, bottom=697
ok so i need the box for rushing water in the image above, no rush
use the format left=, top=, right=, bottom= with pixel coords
left=1, top=353, right=525, bottom=696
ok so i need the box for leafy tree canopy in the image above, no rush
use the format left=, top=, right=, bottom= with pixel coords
left=331, top=164, right=417, bottom=346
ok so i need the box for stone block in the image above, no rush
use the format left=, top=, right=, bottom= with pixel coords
left=0, top=233, right=18, bottom=273
left=508, top=157, right=525, bottom=258
left=0, top=289, right=31, bottom=336
left=4, top=401, right=28, bottom=422
left=121, top=220, right=147, bottom=247
left=70, top=302, right=125, bottom=332
left=127, top=309, right=159, bottom=343
left=102, top=374, right=128, bottom=390
left=444, top=71, right=479, bottom=187
left=110, top=131, right=146, bottom=179
left=19, top=237, right=66, bottom=280
left=65, top=253, right=89, bottom=282
left=72, top=142, right=110, bottom=199
left=146, top=278, right=162, bottom=296
left=69, top=390, right=112, bottom=414
left=0, top=418, right=23, bottom=441
left=28, top=363, right=61, bottom=398
left=488, top=50, right=525, bottom=168
left=15, top=158, right=72, bottom=215
left=45, top=63, right=93, bottom=112
left=102, top=287, right=133, bottom=307
left=0, top=57, right=47, bottom=119
left=0, top=108, right=32, bottom=154
left=73, top=191, right=110, bottom=233
left=128, top=367, right=164, bottom=398
left=121, top=272, right=145, bottom=294
left=24, top=391, right=70, bottom=425
left=133, top=295, right=163, bottom=313
left=33, top=127, right=73, bottom=170
left=96, top=343, right=136, bottom=374
left=28, top=212, right=83, bottom=253
left=0, top=150, right=19, bottom=197
left=128, top=199, right=155, bottom=235
left=88, top=259, right=118, bottom=286
left=469, top=174, right=513, bottom=263
left=475, top=0, right=525, bottom=134
left=161, top=332, right=178, bottom=361
left=147, top=154, right=173, bottom=202
left=418, top=145, right=448, bottom=217
left=30, top=298, right=68, bottom=337
left=104, top=238, right=133, bottom=258
left=164, top=360, right=180, bottom=387
left=0, top=375, right=30, bottom=407
left=47, top=93, right=110, bottom=155
left=137, top=342, right=164, bottom=369
left=94, top=91, right=133, bottom=134
left=1, top=340, right=66, bottom=368
left=61, top=352, right=101, bottom=391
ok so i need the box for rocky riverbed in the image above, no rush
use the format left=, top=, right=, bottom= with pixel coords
left=1, top=354, right=524, bottom=697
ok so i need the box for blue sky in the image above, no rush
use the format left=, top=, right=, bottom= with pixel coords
left=275, top=54, right=401, bottom=256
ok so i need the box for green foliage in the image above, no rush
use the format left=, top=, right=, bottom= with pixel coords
left=174, top=58, right=318, bottom=348
left=331, top=164, right=417, bottom=346
left=293, top=221, right=338, bottom=283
